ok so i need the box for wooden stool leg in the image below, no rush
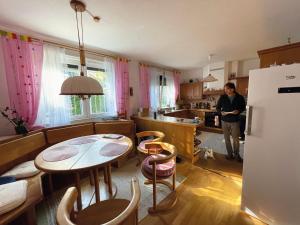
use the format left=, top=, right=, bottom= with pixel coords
left=172, top=170, right=176, bottom=191
left=89, top=170, right=94, bottom=185
left=107, top=164, right=113, bottom=195
left=25, top=206, right=36, bottom=225
left=93, top=168, right=100, bottom=203
left=153, top=163, right=157, bottom=210
left=104, top=166, right=108, bottom=184
left=75, top=172, right=82, bottom=210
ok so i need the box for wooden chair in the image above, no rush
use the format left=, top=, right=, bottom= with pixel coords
left=56, top=178, right=140, bottom=225
left=141, top=142, right=177, bottom=213
left=136, top=131, right=165, bottom=166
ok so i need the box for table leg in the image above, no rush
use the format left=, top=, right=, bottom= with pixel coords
left=107, top=164, right=113, bottom=195
left=93, top=168, right=100, bottom=203
left=104, top=166, right=108, bottom=184
left=75, top=172, right=82, bottom=210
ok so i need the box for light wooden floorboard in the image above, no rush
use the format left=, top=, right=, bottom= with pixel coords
left=139, top=154, right=266, bottom=225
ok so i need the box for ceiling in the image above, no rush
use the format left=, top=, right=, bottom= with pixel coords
left=0, top=0, right=300, bottom=69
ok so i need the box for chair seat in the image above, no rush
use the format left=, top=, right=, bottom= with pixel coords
left=1, top=160, right=40, bottom=179
left=142, top=154, right=175, bottom=178
left=76, top=199, right=131, bottom=225
left=0, top=180, right=28, bottom=215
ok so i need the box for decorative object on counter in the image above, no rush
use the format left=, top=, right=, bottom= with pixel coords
left=229, top=72, right=236, bottom=79
left=153, top=111, right=157, bottom=119
left=0, top=107, right=28, bottom=135
left=189, top=79, right=193, bottom=83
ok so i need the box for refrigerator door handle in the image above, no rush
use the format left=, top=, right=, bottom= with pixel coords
left=245, top=105, right=253, bottom=136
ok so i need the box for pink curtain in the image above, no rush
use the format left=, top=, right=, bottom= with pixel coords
left=139, top=64, right=150, bottom=108
left=115, top=58, right=129, bottom=116
left=173, top=70, right=181, bottom=102
left=1, top=34, right=43, bottom=128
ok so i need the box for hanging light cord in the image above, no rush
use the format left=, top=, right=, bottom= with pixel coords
left=80, top=11, right=84, bottom=49
left=75, top=8, right=81, bottom=49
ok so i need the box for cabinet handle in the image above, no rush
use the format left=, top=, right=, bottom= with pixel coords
left=245, top=105, right=253, bottom=136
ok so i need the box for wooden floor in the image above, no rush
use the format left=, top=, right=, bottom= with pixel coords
left=139, top=154, right=266, bottom=225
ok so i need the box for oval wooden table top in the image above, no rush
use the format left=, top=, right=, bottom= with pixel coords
left=35, top=134, right=133, bottom=173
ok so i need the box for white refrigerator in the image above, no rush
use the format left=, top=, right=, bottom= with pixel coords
left=242, top=64, right=300, bottom=225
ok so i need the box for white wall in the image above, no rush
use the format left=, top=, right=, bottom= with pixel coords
left=0, top=41, right=15, bottom=136
left=180, top=68, right=203, bottom=83
left=238, top=58, right=260, bottom=76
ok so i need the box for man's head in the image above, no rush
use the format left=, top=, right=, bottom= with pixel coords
left=224, top=82, right=236, bottom=96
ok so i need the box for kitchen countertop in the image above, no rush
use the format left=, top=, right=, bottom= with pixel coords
left=132, top=114, right=204, bottom=127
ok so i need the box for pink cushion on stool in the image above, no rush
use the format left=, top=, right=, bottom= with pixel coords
left=142, top=154, right=175, bottom=178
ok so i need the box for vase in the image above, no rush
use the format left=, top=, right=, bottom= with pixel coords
left=15, top=124, right=28, bottom=135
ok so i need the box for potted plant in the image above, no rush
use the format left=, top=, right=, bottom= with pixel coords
left=0, top=107, right=28, bottom=135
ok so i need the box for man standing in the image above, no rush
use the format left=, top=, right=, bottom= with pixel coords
left=216, top=82, right=246, bottom=162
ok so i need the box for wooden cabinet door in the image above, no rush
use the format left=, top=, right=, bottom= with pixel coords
left=236, top=77, right=249, bottom=96
left=180, top=84, right=188, bottom=100
left=192, top=82, right=203, bottom=99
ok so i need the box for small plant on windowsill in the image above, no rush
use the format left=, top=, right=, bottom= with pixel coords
left=0, top=107, right=28, bottom=135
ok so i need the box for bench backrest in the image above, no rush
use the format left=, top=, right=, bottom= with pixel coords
left=45, top=123, right=94, bottom=145
left=94, top=121, right=135, bottom=139
left=0, top=132, right=46, bottom=174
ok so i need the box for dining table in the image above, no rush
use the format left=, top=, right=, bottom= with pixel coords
left=35, top=134, right=132, bottom=210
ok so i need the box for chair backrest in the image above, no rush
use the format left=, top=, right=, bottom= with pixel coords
left=145, top=142, right=177, bottom=165
left=56, top=187, right=78, bottom=225
left=45, top=123, right=94, bottom=145
left=56, top=178, right=140, bottom=225
left=136, top=131, right=165, bottom=143
left=0, top=132, right=46, bottom=174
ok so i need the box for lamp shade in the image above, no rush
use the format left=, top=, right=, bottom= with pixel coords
left=202, top=74, right=218, bottom=82
left=60, top=76, right=104, bottom=95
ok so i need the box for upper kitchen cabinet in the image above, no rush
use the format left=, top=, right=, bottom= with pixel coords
left=180, top=82, right=203, bottom=100
left=258, top=42, right=300, bottom=68
left=235, top=76, right=249, bottom=96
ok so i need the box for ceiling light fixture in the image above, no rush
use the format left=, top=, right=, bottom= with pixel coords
left=60, top=0, right=103, bottom=99
left=202, top=54, right=218, bottom=82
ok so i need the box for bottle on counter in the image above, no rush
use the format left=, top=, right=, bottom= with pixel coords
left=154, top=111, right=157, bottom=119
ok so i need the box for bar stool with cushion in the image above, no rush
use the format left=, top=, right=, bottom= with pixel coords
left=56, top=178, right=140, bottom=225
left=141, top=142, right=177, bottom=214
left=136, top=131, right=165, bottom=165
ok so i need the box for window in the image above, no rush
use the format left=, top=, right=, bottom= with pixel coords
left=150, top=69, right=175, bottom=110
left=64, top=56, right=117, bottom=120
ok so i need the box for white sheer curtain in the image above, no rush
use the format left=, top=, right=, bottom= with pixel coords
left=103, top=57, right=117, bottom=115
left=149, top=68, right=176, bottom=110
left=163, top=71, right=176, bottom=107
left=35, top=44, right=71, bottom=127
left=149, top=67, right=160, bottom=111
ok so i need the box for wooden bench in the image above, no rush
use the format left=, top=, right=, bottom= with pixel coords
left=45, top=123, right=94, bottom=145
left=0, top=132, right=46, bottom=225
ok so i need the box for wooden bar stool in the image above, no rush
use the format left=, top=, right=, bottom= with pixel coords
left=56, top=178, right=140, bottom=225
left=141, top=142, right=177, bottom=213
left=136, top=131, right=165, bottom=166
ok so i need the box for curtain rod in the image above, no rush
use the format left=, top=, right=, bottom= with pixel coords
left=32, top=38, right=130, bottom=61
left=139, top=62, right=176, bottom=73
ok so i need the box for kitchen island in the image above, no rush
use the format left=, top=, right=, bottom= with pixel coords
left=132, top=114, right=202, bottom=163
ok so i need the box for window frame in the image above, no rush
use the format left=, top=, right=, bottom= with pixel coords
left=64, top=55, right=111, bottom=121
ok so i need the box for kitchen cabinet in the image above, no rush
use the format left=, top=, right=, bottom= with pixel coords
left=180, top=82, right=203, bottom=100
left=229, top=76, right=249, bottom=96
left=258, top=42, right=300, bottom=68
left=236, top=76, right=249, bottom=96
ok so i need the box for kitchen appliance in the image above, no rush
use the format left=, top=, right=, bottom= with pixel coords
left=205, top=112, right=221, bottom=128
left=242, top=64, right=300, bottom=225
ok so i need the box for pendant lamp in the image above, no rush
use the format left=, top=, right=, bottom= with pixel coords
left=60, top=0, right=103, bottom=99
left=202, top=54, right=218, bottom=83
